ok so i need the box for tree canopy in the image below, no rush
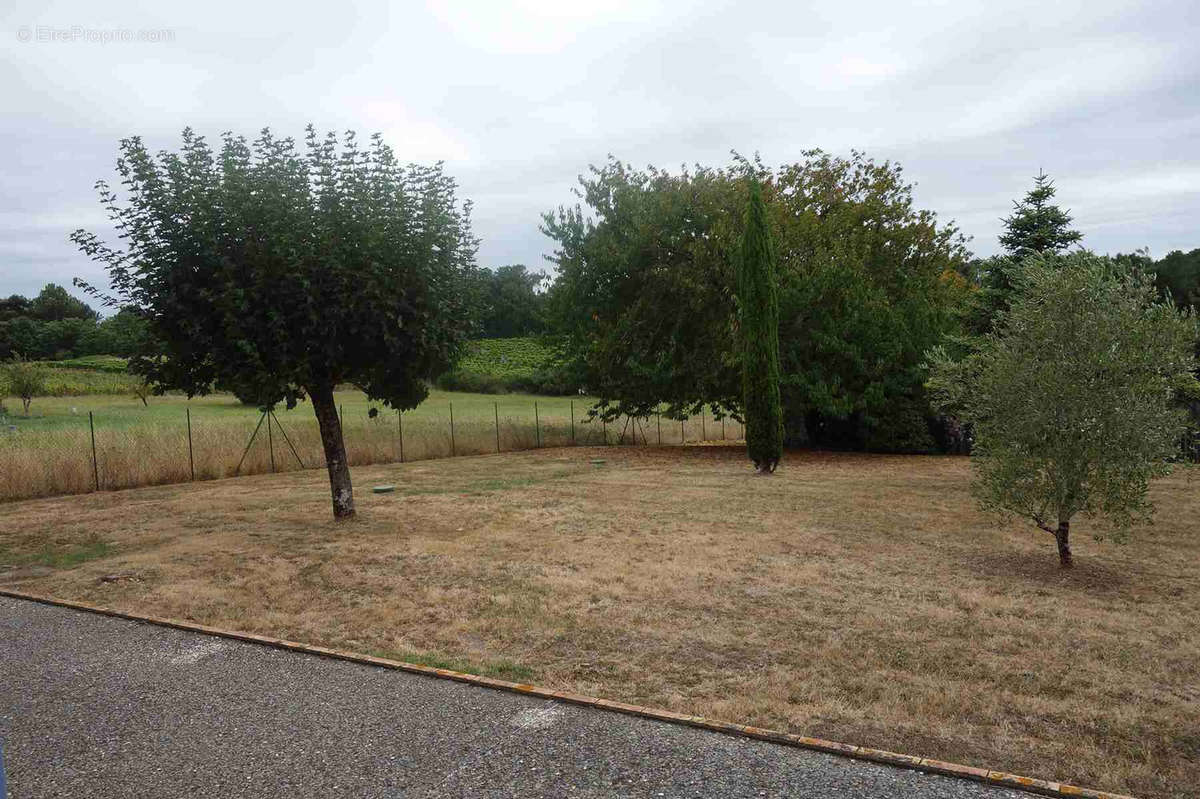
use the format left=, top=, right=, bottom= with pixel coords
left=928, top=253, right=1198, bottom=566
left=30, top=283, right=98, bottom=322
left=72, top=126, right=481, bottom=518
left=0, top=284, right=108, bottom=360
left=1152, top=247, right=1200, bottom=311
left=480, top=264, right=549, bottom=338
left=541, top=151, right=971, bottom=450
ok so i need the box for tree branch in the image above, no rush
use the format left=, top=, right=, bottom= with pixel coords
left=1032, top=514, right=1057, bottom=535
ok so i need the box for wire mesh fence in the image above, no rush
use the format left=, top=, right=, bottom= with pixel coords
left=0, top=400, right=746, bottom=503
left=1180, top=430, right=1200, bottom=464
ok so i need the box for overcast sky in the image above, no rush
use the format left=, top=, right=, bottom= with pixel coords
left=2, top=0, right=1197, bottom=303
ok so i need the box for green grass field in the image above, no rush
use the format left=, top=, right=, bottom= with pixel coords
left=43, top=355, right=132, bottom=373
left=4, top=388, right=591, bottom=434
left=0, top=346, right=742, bottom=502
left=4, top=339, right=562, bottom=402
left=1, top=385, right=740, bottom=501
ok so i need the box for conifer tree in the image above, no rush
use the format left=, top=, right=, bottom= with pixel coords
left=999, top=170, right=1083, bottom=257
left=969, top=171, right=1085, bottom=335
left=737, top=180, right=783, bottom=473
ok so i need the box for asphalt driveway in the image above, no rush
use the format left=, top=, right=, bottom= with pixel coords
left=0, top=596, right=1037, bottom=798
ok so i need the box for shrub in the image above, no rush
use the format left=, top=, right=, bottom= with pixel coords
left=435, top=370, right=510, bottom=394
left=863, top=395, right=940, bottom=454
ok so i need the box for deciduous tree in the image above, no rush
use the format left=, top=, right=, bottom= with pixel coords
left=1152, top=247, right=1200, bottom=311
left=480, top=264, right=548, bottom=338
left=541, top=151, right=969, bottom=448
left=73, top=127, right=481, bottom=519
left=3, top=355, right=46, bottom=415
left=29, top=284, right=97, bottom=322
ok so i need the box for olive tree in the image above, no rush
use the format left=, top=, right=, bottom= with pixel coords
left=73, top=128, right=481, bottom=519
left=928, top=253, right=1199, bottom=566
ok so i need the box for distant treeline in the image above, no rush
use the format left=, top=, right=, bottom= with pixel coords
left=0, top=284, right=149, bottom=360
left=476, top=264, right=551, bottom=339
left=2, top=266, right=551, bottom=361
left=1118, top=248, right=1200, bottom=310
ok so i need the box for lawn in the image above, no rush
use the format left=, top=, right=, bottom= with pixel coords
left=1, top=447, right=1196, bottom=798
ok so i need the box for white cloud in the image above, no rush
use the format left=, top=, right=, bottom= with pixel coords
left=363, top=100, right=474, bottom=163
left=0, top=208, right=108, bottom=231
left=0, top=0, right=1197, bottom=288
left=424, top=0, right=664, bottom=55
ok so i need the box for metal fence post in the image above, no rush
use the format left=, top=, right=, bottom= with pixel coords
left=267, top=408, right=276, bottom=473
left=681, top=418, right=685, bottom=445
left=186, top=407, right=195, bottom=475
left=449, top=401, right=456, bottom=456
left=602, top=416, right=607, bottom=445
left=570, top=400, right=575, bottom=445
left=187, top=407, right=195, bottom=480
left=657, top=410, right=661, bottom=445
left=494, top=402, right=500, bottom=453
left=398, top=410, right=405, bottom=463
left=234, top=412, right=267, bottom=475
left=722, top=413, right=726, bottom=440
left=534, top=401, right=541, bottom=448
left=88, top=411, right=99, bottom=491
left=702, top=409, right=706, bottom=441
left=270, top=411, right=305, bottom=469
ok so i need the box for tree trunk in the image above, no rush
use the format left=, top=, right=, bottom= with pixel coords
left=310, top=383, right=355, bottom=520
left=1055, top=520, right=1072, bottom=568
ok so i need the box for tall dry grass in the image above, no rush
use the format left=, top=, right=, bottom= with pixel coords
left=0, top=407, right=743, bottom=501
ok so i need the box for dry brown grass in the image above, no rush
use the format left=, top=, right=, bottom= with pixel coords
left=1, top=446, right=1196, bottom=797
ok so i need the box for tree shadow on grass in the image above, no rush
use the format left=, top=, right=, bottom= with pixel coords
left=964, top=548, right=1132, bottom=595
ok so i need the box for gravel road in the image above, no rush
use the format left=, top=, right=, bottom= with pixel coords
left=0, top=596, right=1037, bottom=798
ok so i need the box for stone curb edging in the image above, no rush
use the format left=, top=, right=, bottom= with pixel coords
left=0, top=587, right=1136, bottom=799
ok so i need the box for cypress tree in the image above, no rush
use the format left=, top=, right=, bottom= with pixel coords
left=737, top=180, right=783, bottom=473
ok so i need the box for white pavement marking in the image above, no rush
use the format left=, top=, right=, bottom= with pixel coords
left=168, top=639, right=227, bottom=665
left=510, top=706, right=563, bottom=731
